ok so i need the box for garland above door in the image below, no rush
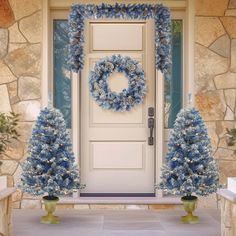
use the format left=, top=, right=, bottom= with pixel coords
left=68, top=3, right=172, bottom=73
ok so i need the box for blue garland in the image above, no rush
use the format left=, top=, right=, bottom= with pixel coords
left=89, top=55, right=146, bottom=112
left=68, top=3, right=171, bottom=73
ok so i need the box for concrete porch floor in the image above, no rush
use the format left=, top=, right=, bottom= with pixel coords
left=13, top=209, right=220, bottom=236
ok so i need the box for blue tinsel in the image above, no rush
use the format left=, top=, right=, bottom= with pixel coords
left=89, top=55, right=146, bottom=112
left=68, top=3, right=171, bottom=73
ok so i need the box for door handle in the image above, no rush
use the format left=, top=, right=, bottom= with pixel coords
left=148, top=107, right=155, bottom=146
left=148, top=118, right=154, bottom=145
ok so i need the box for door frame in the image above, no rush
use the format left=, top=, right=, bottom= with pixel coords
left=43, top=0, right=194, bottom=199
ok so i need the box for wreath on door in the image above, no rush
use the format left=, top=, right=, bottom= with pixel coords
left=89, top=55, right=146, bottom=112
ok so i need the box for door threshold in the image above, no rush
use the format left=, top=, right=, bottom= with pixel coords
left=80, top=193, right=155, bottom=197
left=59, top=196, right=182, bottom=205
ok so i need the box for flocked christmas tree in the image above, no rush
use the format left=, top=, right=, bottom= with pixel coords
left=20, top=107, right=84, bottom=198
left=159, top=107, right=219, bottom=198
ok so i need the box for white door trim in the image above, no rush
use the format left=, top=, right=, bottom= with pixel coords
left=72, top=71, right=81, bottom=197
left=155, top=70, right=164, bottom=197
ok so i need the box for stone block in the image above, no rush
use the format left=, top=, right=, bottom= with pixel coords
left=74, top=204, right=90, bottom=210
left=8, top=43, right=27, bottom=53
left=225, top=9, right=236, bottom=16
left=7, top=81, right=19, bottom=105
left=209, top=34, right=230, bottom=58
left=19, top=11, right=41, bottom=43
left=195, top=90, right=226, bottom=121
left=125, top=205, right=148, bottom=210
left=5, top=44, right=41, bottom=77
left=224, top=89, right=236, bottom=112
left=215, top=148, right=236, bottom=161
left=229, top=0, right=236, bottom=9
left=56, top=204, right=74, bottom=209
left=214, top=72, right=236, bottom=89
left=0, top=85, right=11, bottom=113
left=12, top=189, right=22, bottom=202
left=13, top=164, right=22, bottom=187
left=225, top=107, right=235, bottom=120
left=195, top=17, right=225, bottom=47
left=231, top=39, right=236, bottom=72
left=195, top=75, right=216, bottom=94
left=0, top=61, right=17, bottom=84
left=4, top=139, right=24, bottom=161
left=22, top=192, right=33, bottom=199
left=12, top=201, right=20, bottom=209
left=216, top=121, right=236, bottom=138
left=195, top=44, right=229, bottom=79
left=8, top=22, right=26, bottom=43
left=0, top=29, right=8, bottom=59
left=196, top=0, right=229, bottom=16
left=0, top=160, right=18, bottom=175
left=16, top=122, right=34, bottom=143
left=219, top=137, right=236, bottom=150
left=90, top=204, right=125, bottom=210
left=8, top=0, right=41, bottom=20
left=0, top=0, right=15, bottom=28
left=21, top=199, right=41, bottom=209
left=220, top=17, right=236, bottom=39
left=148, top=204, right=177, bottom=210
left=18, top=76, right=40, bottom=100
left=219, top=160, right=236, bottom=183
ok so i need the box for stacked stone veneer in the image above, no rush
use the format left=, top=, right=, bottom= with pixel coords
left=0, top=0, right=41, bottom=209
left=0, top=0, right=236, bottom=209
left=195, top=0, right=236, bottom=187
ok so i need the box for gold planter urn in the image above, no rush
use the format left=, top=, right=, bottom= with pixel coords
left=41, top=196, right=60, bottom=224
left=181, top=195, right=199, bottom=224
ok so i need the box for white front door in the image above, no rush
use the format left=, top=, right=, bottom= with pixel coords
left=80, top=19, right=156, bottom=195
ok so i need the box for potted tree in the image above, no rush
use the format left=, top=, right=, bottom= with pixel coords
left=0, top=112, right=19, bottom=188
left=159, top=107, right=219, bottom=224
left=20, top=107, right=84, bottom=224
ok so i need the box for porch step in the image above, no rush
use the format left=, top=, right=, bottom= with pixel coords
left=59, top=196, right=182, bottom=205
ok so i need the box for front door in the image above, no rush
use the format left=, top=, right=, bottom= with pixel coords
left=81, top=19, right=156, bottom=195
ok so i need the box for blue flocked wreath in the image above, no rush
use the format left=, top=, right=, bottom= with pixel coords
left=89, top=55, right=146, bottom=112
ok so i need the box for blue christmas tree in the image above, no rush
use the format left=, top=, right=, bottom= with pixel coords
left=159, top=107, right=219, bottom=197
left=20, top=107, right=83, bottom=198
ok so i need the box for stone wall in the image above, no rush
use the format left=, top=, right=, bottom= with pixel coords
left=0, top=0, right=41, bottom=209
left=195, top=0, right=236, bottom=189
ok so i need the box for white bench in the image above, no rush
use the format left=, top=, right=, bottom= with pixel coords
left=0, top=176, right=15, bottom=236
left=218, top=189, right=236, bottom=236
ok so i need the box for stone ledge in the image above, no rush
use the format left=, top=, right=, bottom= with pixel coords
left=0, top=188, right=16, bottom=201
left=217, top=189, right=236, bottom=202
left=58, top=196, right=182, bottom=205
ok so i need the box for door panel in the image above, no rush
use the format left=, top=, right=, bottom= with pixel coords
left=81, top=20, right=155, bottom=194
left=91, top=23, right=143, bottom=51
left=91, top=142, right=144, bottom=169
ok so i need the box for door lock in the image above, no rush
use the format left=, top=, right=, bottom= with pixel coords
left=148, top=107, right=155, bottom=146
